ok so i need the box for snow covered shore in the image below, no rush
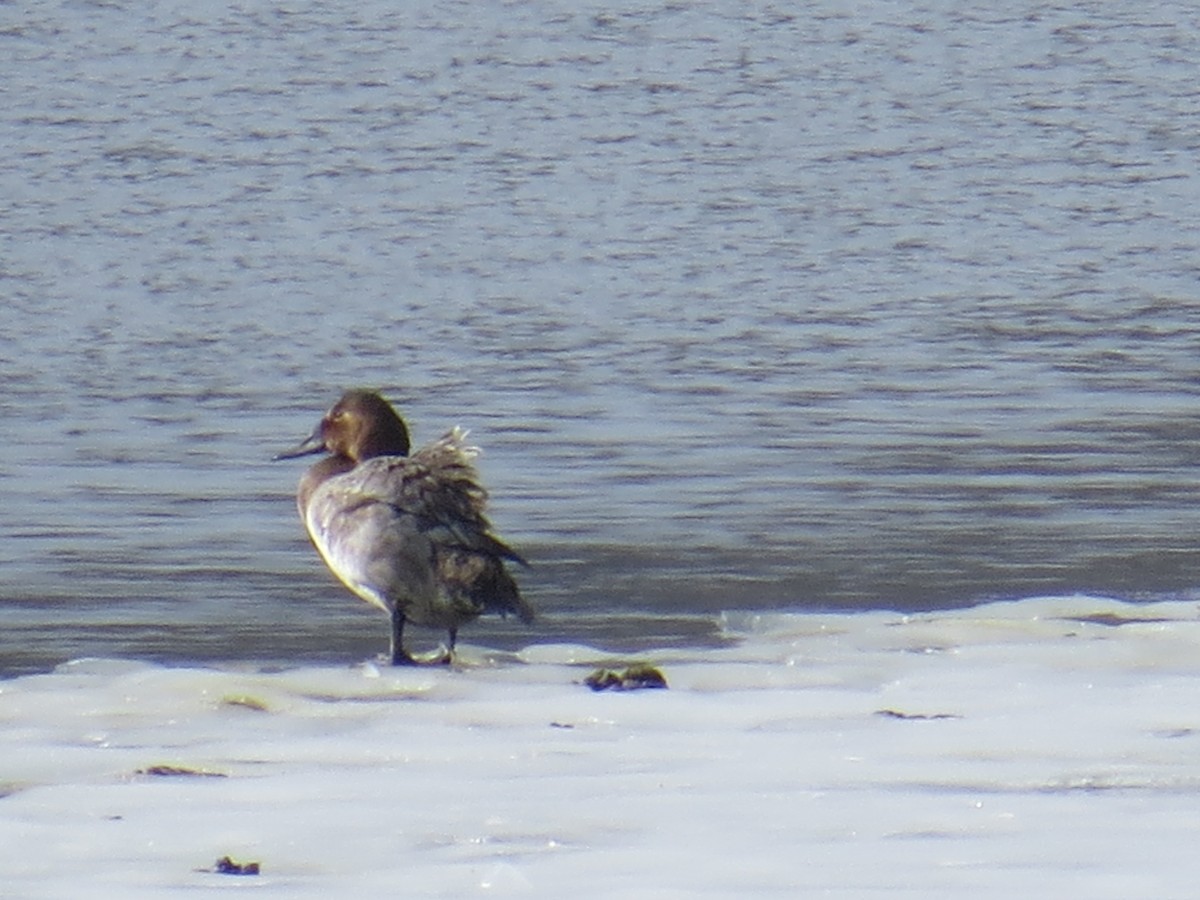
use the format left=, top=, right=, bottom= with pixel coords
left=3, top=595, right=1200, bottom=898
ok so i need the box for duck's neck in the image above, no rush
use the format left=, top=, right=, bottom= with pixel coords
left=297, top=455, right=356, bottom=513
left=356, top=425, right=410, bottom=460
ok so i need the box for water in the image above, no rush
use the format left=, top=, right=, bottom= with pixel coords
left=3, top=0, right=1200, bottom=674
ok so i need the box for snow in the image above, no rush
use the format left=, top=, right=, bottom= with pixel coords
left=3, top=596, right=1200, bottom=898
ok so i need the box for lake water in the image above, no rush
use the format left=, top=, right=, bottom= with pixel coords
left=3, top=0, right=1200, bottom=675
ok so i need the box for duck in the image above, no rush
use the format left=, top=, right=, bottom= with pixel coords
left=275, top=389, right=532, bottom=665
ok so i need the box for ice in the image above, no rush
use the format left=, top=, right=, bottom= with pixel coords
left=3, top=595, right=1200, bottom=897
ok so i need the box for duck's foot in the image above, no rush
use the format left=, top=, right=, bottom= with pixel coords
left=389, top=646, right=453, bottom=666
left=414, top=646, right=454, bottom=666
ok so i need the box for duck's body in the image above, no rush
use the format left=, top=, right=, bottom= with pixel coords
left=277, top=390, right=532, bottom=665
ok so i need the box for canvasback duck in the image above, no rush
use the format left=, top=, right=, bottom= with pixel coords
left=276, top=389, right=532, bottom=665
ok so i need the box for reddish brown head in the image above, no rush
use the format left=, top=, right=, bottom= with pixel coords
left=275, top=390, right=412, bottom=463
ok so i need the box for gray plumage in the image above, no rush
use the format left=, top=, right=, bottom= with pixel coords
left=277, top=390, right=532, bottom=665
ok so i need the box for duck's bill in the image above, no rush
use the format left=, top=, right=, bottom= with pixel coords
left=273, top=431, right=326, bottom=460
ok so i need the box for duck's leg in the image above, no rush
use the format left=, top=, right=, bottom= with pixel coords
left=389, top=607, right=418, bottom=666
left=434, top=627, right=457, bottom=666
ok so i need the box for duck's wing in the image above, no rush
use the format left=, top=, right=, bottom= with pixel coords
left=301, top=461, right=433, bottom=615
left=305, top=428, right=532, bottom=624
left=345, top=428, right=528, bottom=568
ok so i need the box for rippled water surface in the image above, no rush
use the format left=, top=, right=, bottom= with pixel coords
left=2, top=0, right=1200, bottom=674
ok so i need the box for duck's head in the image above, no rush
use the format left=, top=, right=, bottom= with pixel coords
left=275, top=389, right=412, bottom=463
